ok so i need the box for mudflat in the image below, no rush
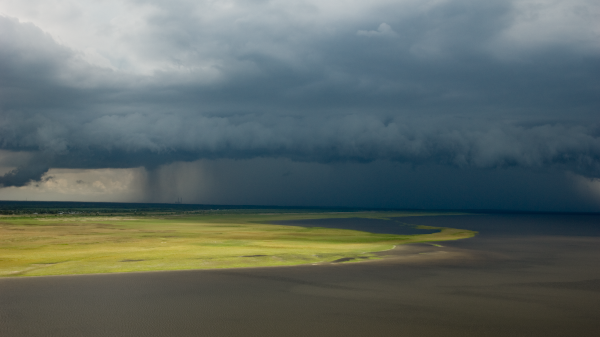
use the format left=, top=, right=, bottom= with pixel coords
left=1, top=214, right=599, bottom=337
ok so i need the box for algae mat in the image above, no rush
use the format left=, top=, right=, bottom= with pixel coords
left=0, top=212, right=475, bottom=277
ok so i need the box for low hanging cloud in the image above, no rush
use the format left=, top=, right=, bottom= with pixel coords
left=0, top=0, right=599, bottom=192
left=1, top=111, right=599, bottom=187
left=0, top=164, right=50, bottom=187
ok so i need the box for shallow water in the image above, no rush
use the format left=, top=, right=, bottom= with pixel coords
left=401, top=213, right=600, bottom=237
left=271, top=217, right=440, bottom=234
left=1, top=214, right=599, bottom=337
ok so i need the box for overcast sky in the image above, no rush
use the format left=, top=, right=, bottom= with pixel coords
left=0, top=0, right=599, bottom=210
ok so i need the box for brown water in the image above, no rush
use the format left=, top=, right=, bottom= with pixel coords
left=1, top=214, right=599, bottom=337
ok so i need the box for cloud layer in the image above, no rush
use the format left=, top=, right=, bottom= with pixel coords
left=0, top=0, right=599, bottom=209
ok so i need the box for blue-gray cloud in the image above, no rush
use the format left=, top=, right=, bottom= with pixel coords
left=0, top=0, right=599, bottom=194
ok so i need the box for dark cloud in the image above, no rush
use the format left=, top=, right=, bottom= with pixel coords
left=139, top=158, right=600, bottom=212
left=6, top=113, right=600, bottom=178
left=0, top=164, right=49, bottom=187
left=0, top=0, right=599, bottom=209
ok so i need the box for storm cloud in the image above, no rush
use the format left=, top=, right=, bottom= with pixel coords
left=0, top=164, right=49, bottom=187
left=0, top=0, right=599, bottom=209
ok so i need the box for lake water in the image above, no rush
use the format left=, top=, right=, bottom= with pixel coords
left=1, top=213, right=599, bottom=337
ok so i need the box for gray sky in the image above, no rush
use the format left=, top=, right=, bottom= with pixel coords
left=0, top=0, right=599, bottom=210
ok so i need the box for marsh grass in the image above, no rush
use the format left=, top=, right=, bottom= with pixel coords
left=0, top=212, right=475, bottom=277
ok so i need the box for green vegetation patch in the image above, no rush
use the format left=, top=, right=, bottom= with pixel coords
left=0, top=211, right=476, bottom=277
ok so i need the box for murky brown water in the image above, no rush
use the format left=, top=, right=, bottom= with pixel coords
left=1, top=214, right=599, bottom=337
